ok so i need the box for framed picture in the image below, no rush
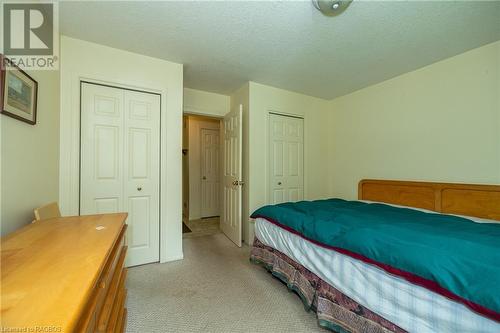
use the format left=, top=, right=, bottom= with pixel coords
left=0, top=55, right=38, bottom=125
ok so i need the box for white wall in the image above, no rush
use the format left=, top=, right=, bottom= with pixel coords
left=186, top=115, right=220, bottom=220
left=328, top=41, right=500, bottom=199
left=247, top=82, right=330, bottom=242
left=184, top=87, right=230, bottom=117
left=59, top=36, right=184, bottom=262
left=1, top=69, right=60, bottom=236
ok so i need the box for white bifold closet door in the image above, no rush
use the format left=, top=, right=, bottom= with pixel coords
left=80, top=82, right=160, bottom=267
left=269, top=113, right=304, bottom=204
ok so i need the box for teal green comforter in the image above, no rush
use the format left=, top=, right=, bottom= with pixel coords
left=251, top=199, right=500, bottom=321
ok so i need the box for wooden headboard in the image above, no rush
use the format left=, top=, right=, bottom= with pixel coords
left=358, top=179, right=500, bottom=221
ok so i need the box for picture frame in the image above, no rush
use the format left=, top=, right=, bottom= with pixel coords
left=0, top=55, right=38, bottom=125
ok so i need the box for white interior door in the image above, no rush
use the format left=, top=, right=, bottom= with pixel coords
left=269, top=113, right=304, bottom=204
left=221, top=105, right=243, bottom=247
left=201, top=128, right=220, bottom=217
left=80, top=82, right=160, bottom=267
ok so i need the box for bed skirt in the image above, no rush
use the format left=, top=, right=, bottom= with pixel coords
left=250, top=237, right=406, bottom=333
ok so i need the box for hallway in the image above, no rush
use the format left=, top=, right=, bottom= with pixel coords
left=183, top=217, right=221, bottom=238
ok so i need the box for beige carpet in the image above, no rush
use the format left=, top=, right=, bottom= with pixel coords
left=126, top=233, right=327, bottom=332
left=183, top=217, right=221, bottom=239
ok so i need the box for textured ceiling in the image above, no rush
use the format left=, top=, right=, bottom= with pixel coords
left=60, top=1, right=500, bottom=100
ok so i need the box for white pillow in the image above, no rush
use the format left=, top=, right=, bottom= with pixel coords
left=359, top=200, right=498, bottom=224
left=448, top=214, right=498, bottom=224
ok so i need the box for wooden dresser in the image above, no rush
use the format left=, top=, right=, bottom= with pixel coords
left=1, top=213, right=128, bottom=333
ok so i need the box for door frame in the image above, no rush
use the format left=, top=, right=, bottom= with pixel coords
left=60, top=77, right=175, bottom=263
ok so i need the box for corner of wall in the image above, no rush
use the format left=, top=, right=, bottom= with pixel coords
left=325, top=41, right=500, bottom=199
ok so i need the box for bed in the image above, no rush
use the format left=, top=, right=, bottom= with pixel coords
left=250, top=179, right=500, bottom=333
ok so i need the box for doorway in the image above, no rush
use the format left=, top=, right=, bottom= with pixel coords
left=182, top=114, right=222, bottom=237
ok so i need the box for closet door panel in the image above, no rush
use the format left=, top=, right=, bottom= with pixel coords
left=123, top=90, right=160, bottom=267
left=80, top=83, right=124, bottom=215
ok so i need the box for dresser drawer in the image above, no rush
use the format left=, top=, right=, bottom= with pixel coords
left=96, top=248, right=128, bottom=332
left=116, top=308, right=127, bottom=333
left=107, top=281, right=127, bottom=333
left=77, top=224, right=128, bottom=332
left=99, top=226, right=127, bottom=291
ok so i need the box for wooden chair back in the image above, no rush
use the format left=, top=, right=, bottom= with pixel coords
left=34, top=202, right=61, bottom=221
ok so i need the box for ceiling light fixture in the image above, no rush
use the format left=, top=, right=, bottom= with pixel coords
left=312, top=0, right=353, bottom=16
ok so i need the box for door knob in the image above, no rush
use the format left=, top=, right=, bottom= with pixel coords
left=137, top=187, right=142, bottom=191
left=202, top=176, right=206, bottom=180
left=278, top=182, right=282, bottom=185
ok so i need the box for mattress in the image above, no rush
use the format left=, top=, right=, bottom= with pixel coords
left=255, top=217, right=499, bottom=333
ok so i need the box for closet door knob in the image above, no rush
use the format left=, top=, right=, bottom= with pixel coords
left=137, top=187, right=142, bottom=191
left=278, top=182, right=282, bottom=185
